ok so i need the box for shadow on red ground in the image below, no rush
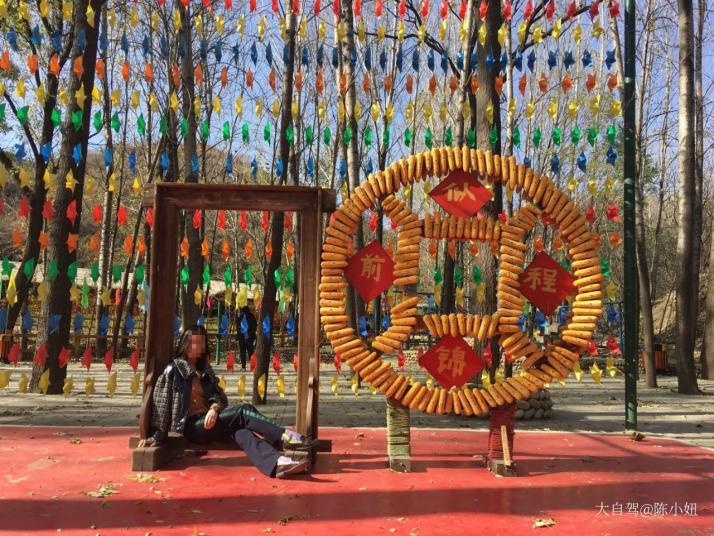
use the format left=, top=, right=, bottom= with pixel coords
left=0, top=426, right=712, bottom=535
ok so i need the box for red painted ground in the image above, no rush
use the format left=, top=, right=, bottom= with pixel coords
left=0, top=427, right=712, bottom=536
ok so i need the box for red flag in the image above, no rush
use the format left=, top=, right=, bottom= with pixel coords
left=240, top=210, right=248, bottom=231
left=34, top=343, right=47, bottom=367
left=8, top=342, right=20, bottom=365
left=217, top=210, right=226, bottom=230
left=589, top=1, right=599, bottom=19
left=524, top=0, right=534, bottom=20
left=226, top=351, right=235, bottom=372
left=19, top=196, right=29, bottom=218
left=369, top=211, right=378, bottom=232
left=105, top=348, right=114, bottom=372
left=66, top=200, right=77, bottom=225
left=588, top=339, right=599, bottom=357
left=585, top=205, right=596, bottom=224
left=249, top=352, right=256, bottom=371
left=333, top=353, right=342, bottom=374
left=81, top=346, right=93, bottom=369
left=261, top=211, right=270, bottom=231
left=42, top=199, right=53, bottom=220
left=607, top=336, right=622, bottom=355
left=92, top=204, right=102, bottom=224
left=117, top=204, right=127, bottom=226
left=293, top=353, right=299, bottom=372
left=545, top=0, right=555, bottom=21
left=609, top=0, right=620, bottom=18
left=606, top=203, right=620, bottom=222
left=192, top=209, right=201, bottom=229
left=145, top=208, right=154, bottom=227
left=478, top=0, right=488, bottom=20
left=272, top=352, right=281, bottom=375
left=284, top=212, right=292, bottom=231
left=58, top=346, right=70, bottom=368
left=483, top=342, right=493, bottom=368
left=502, top=0, right=512, bottom=20
left=129, top=348, right=140, bottom=372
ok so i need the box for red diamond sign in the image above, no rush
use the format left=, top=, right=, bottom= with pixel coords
left=518, top=252, right=576, bottom=315
left=429, top=170, right=493, bottom=218
left=418, top=335, right=484, bottom=389
left=344, top=240, right=395, bottom=302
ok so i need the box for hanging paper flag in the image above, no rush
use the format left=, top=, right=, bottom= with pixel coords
left=98, top=314, right=110, bottom=336
left=272, top=352, right=281, bottom=375
left=34, top=343, right=47, bottom=367
left=344, top=241, right=394, bottom=302
left=262, top=315, right=271, bottom=338
left=607, top=335, right=622, bottom=355
left=333, top=353, right=342, bottom=374
left=249, top=352, right=257, bottom=372
left=48, top=313, right=62, bottom=334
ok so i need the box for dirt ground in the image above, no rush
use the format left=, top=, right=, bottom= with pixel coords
left=1, top=362, right=712, bottom=450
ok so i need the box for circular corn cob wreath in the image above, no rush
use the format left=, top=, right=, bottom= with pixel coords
left=320, top=146, right=603, bottom=416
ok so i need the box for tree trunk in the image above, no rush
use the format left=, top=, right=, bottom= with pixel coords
left=675, top=0, right=700, bottom=393
left=475, top=0, right=503, bottom=379
left=253, top=9, right=297, bottom=404
left=34, top=0, right=105, bottom=394
left=177, top=1, right=203, bottom=328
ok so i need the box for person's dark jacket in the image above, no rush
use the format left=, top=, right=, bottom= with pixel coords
left=150, top=358, right=228, bottom=441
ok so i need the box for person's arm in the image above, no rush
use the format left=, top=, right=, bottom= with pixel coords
left=150, top=366, right=174, bottom=443
left=206, top=367, right=228, bottom=409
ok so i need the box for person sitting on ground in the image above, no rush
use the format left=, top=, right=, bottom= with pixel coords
left=142, top=325, right=314, bottom=478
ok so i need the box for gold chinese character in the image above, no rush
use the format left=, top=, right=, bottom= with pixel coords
left=437, top=346, right=466, bottom=377
left=445, top=182, right=477, bottom=203
left=360, top=254, right=385, bottom=281
left=523, top=267, right=558, bottom=293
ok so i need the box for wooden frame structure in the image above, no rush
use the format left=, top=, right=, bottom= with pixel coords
left=133, top=183, right=335, bottom=469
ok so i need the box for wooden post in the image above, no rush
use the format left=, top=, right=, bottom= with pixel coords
left=139, top=190, right=179, bottom=440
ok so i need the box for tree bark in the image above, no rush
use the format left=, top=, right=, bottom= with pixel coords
left=675, top=0, right=700, bottom=393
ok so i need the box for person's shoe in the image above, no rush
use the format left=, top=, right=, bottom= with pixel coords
left=282, top=432, right=318, bottom=451
left=275, top=458, right=310, bottom=478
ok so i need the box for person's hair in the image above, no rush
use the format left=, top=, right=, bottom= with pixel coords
left=175, top=325, right=211, bottom=371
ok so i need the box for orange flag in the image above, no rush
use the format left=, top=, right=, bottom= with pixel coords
left=221, top=239, right=230, bottom=260
left=89, top=231, right=100, bottom=254
left=73, top=55, right=84, bottom=78
left=201, top=237, right=209, bottom=257
left=67, top=233, right=78, bottom=253
left=95, top=58, right=105, bottom=80
left=180, top=236, right=189, bottom=258
left=38, top=231, right=48, bottom=250
left=12, top=227, right=23, bottom=247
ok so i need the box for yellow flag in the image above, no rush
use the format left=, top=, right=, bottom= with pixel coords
left=107, top=371, right=118, bottom=397
left=18, top=373, right=29, bottom=393
left=85, top=377, right=95, bottom=397
left=63, top=376, right=74, bottom=398
left=331, top=375, right=339, bottom=398
left=257, top=374, right=266, bottom=399
left=130, top=373, right=140, bottom=396
left=276, top=375, right=285, bottom=398
left=39, top=369, right=50, bottom=394
left=0, top=371, right=10, bottom=389
left=237, top=375, right=246, bottom=400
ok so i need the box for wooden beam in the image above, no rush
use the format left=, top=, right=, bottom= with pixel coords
left=141, top=183, right=336, bottom=213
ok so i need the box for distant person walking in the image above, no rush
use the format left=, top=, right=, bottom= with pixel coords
left=237, top=305, right=257, bottom=370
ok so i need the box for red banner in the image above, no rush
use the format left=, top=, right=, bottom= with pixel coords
left=429, top=170, right=492, bottom=218
left=418, top=335, right=484, bottom=389
left=518, top=252, right=575, bottom=315
left=344, top=240, right=395, bottom=302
